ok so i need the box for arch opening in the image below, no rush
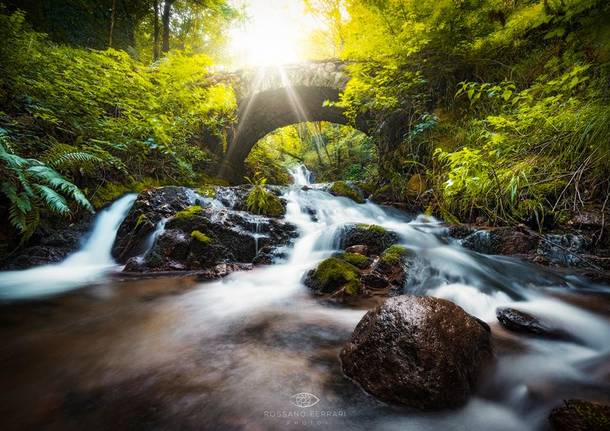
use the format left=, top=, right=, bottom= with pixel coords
left=245, top=121, right=376, bottom=185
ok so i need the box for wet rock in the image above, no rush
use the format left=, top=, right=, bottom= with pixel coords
left=339, top=224, right=399, bottom=255
left=328, top=181, right=365, bottom=204
left=340, top=295, right=493, bottom=410
left=360, top=245, right=410, bottom=292
left=303, top=257, right=362, bottom=295
left=549, top=399, right=610, bottom=431
left=460, top=227, right=540, bottom=255
left=346, top=244, right=368, bottom=255
left=252, top=245, right=288, bottom=265
left=118, top=190, right=297, bottom=272
left=112, top=187, right=192, bottom=262
left=568, top=211, right=607, bottom=230
left=1, top=219, right=91, bottom=270
left=496, top=307, right=571, bottom=340
left=537, top=234, right=590, bottom=267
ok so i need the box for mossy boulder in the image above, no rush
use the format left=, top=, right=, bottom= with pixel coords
left=334, top=252, right=371, bottom=269
left=361, top=245, right=411, bottom=292
left=303, top=257, right=362, bottom=295
left=329, top=181, right=365, bottom=204
left=339, top=223, right=400, bottom=255
left=549, top=399, right=610, bottom=431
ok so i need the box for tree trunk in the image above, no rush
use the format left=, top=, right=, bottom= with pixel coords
left=161, top=0, right=172, bottom=53
left=109, top=0, right=117, bottom=48
left=153, top=0, right=160, bottom=60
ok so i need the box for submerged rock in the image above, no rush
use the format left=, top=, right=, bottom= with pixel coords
left=496, top=307, right=572, bottom=341
left=339, top=224, right=399, bottom=255
left=340, top=295, right=493, bottom=410
left=549, top=399, right=610, bottom=431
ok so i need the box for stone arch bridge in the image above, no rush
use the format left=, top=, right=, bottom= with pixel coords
left=209, top=61, right=368, bottom=182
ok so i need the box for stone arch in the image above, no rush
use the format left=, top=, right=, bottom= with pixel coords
left=211, top=61, right=369, bottom=182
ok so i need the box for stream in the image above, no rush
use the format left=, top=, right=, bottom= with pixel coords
left=0, top=166, right=609, bottom=430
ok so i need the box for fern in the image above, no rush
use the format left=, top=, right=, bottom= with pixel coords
left=0, top=138, right=94, bottom=241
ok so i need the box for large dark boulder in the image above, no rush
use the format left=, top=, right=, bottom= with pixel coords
left=549, top=399, right=610, bottom=431
left=339, top=224, right=399, bottom=255
left=340, top=295, right=493, bottom=410
left=122, top=203, right=297, bottom=273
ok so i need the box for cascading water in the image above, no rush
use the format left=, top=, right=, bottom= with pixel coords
left=0, top=193, right=136, bottom=300
left=0, top=167, right=608, bottom=430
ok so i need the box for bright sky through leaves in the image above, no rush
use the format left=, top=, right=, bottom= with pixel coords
left=228, top=0, right=319, bottom=67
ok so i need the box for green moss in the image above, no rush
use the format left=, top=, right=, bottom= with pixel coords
left=90, top=177, right=171, bottom=209
left=356, top=223, right=387, bottom=235
left=380, top=245, right=409, bottom=266
left=174, top=205, right=204, bottom=219
left=336, top=252, right=370, bottom=269
left=329, top=181, right=365, bottom=204
left=246, top=186, right=286, bottom=217
left=310, top=257, right=362, bottom=295
left=196, top=185, right=217, bottom=198
left=135, top=213, right=148, bottom=229
left=191, top=230, right=212, bottom=244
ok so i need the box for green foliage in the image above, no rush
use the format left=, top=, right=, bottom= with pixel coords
left=333, top=0, right=610, bottom=225
left=329, top=181, right=365, bottom=204
left=245, top=173, right=286, bottom=217
left=196, top=185, right=217, bottom=198
left=0, top=135, right=93, bottom=241
left=335, top=252, right=370, bottom=269
left=0, top=9, right=237, bottom=242
left=310, top=257, right=362, bottom=295
left=191, top=230, right=213, bottom=244
left=356, top=224, right=387, bottom=235
left=380, top=245, right=409, bottom=266
left=174, top=205, right=204, bottom=220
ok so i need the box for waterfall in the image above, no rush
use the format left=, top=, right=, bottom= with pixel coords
left=0, top=194, right=136, bottom=300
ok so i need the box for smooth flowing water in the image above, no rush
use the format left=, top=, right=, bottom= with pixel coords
left=0, top=167, right=608, bottom=430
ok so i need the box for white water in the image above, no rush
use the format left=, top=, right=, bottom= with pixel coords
left=175, top=165, right=610, bottom=430
left=0, top=194, right=136, bottom=300
left=0, top=167, right=608, bottom=430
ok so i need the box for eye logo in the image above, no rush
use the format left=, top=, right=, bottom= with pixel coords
left=290, top=392, right=320, bottom=408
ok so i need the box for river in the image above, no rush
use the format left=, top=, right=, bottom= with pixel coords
left=0, top=166, right=608, bottom=430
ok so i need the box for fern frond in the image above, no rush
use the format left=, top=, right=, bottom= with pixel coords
left=33, top=184, right=70, bottom=215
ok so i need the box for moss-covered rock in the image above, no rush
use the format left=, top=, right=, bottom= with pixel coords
left=339, top=224, right=400, bottom=255
left=549, top=399, right=610, bottom=431
left=196, top=185, right=217, bottom=199
left=174, top=205, right=204, bottom=219
left=245, top=187, right=286, bottom=217
left=191, top=230, right=212, bottom=244
left=303, top=257, right=362, bottom=295
left=329, top=181, right=365, bottom=204
left=379, top=245, right=409, bottom=266
left=335, top=252, right=371, bottom=269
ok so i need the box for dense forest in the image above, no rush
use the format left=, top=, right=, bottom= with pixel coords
left=1, top=0, right=609, bottom=252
